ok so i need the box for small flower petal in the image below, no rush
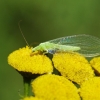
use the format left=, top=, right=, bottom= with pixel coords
left=90, top=57, right=100, bottom=74
left=8, top=46, right=53, bottom=74
left=31, top=74, right=80, bottom=100
left=23, top=96, right=44, bottom=100
left=80, top=77, right=100, bottom=100
left=52, top=52, right=94, bottom=85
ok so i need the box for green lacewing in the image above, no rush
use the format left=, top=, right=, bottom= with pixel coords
left=32, top=34, right=100, bottom=57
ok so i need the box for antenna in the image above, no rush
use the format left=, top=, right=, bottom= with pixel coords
left=18, top=20, right=29, bottom=47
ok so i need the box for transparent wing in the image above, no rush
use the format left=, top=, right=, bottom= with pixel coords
left=47, top=34, right=100, bottom=57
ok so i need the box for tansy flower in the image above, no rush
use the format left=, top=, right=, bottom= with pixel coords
left=52, top=52, right=94, bottom=85
left=90, top=57, right=100, bottom=74
left=79, top=77, right=100, bottom=100
left=31, top=74, right=80, bottom=100
left=23, top=96, right=44, bottom=100
left=8, top=46, right=53, bottom=74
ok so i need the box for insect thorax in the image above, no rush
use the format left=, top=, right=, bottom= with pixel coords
left=32, top=42, right=55, bottom=52
left=39, top=42, right=57, bottom=51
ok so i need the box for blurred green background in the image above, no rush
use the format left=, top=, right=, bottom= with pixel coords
left=1, top=0, right=100, bottom=99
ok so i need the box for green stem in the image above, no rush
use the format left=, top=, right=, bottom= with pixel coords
left=23, top=76, right=31, bottom=97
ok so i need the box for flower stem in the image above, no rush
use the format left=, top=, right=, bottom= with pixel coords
left=23, top=76, right=31, bottom=97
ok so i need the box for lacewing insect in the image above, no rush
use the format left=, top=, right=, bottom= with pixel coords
left=32, top=34, right=100, bottom=57
left=18, top=22, right=100, bottom=57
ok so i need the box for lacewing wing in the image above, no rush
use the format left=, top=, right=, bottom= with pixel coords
left=47, top=34, right=100, bottom=57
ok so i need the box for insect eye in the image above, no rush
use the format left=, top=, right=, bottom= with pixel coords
left=30, top=51, right=43, bottom=56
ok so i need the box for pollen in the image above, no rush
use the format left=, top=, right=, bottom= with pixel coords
left=52, top=52, right=94, bottom=85
left=31, top=74, right=80, bottom=100
left=8, top=46, right=53, bottom=74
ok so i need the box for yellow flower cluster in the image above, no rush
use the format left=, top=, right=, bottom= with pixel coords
left=80, top=77, right=100, bottom=100
left=52, top=52, right=94, bottom=85
left=23, top=96, right=44, bottom=100
left=8, top=46, right=53, bottom=74
left=31, top=74, right=80, bottom=100
left=90, top=57, right=100, bottom=73
left=8, top=46, right=100, bottom=100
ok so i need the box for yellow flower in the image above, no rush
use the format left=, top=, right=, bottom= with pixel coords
left=80, top=77, right=100, bottom=100
left=23, top=96, right=44, bottom=100
left=90, top=57, right=100, bottom=74
left=52, top=52, right=94, bottom=85
left=31, top=74, right=80, bottom=100
left=8, top=46, right=53, bottom=74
